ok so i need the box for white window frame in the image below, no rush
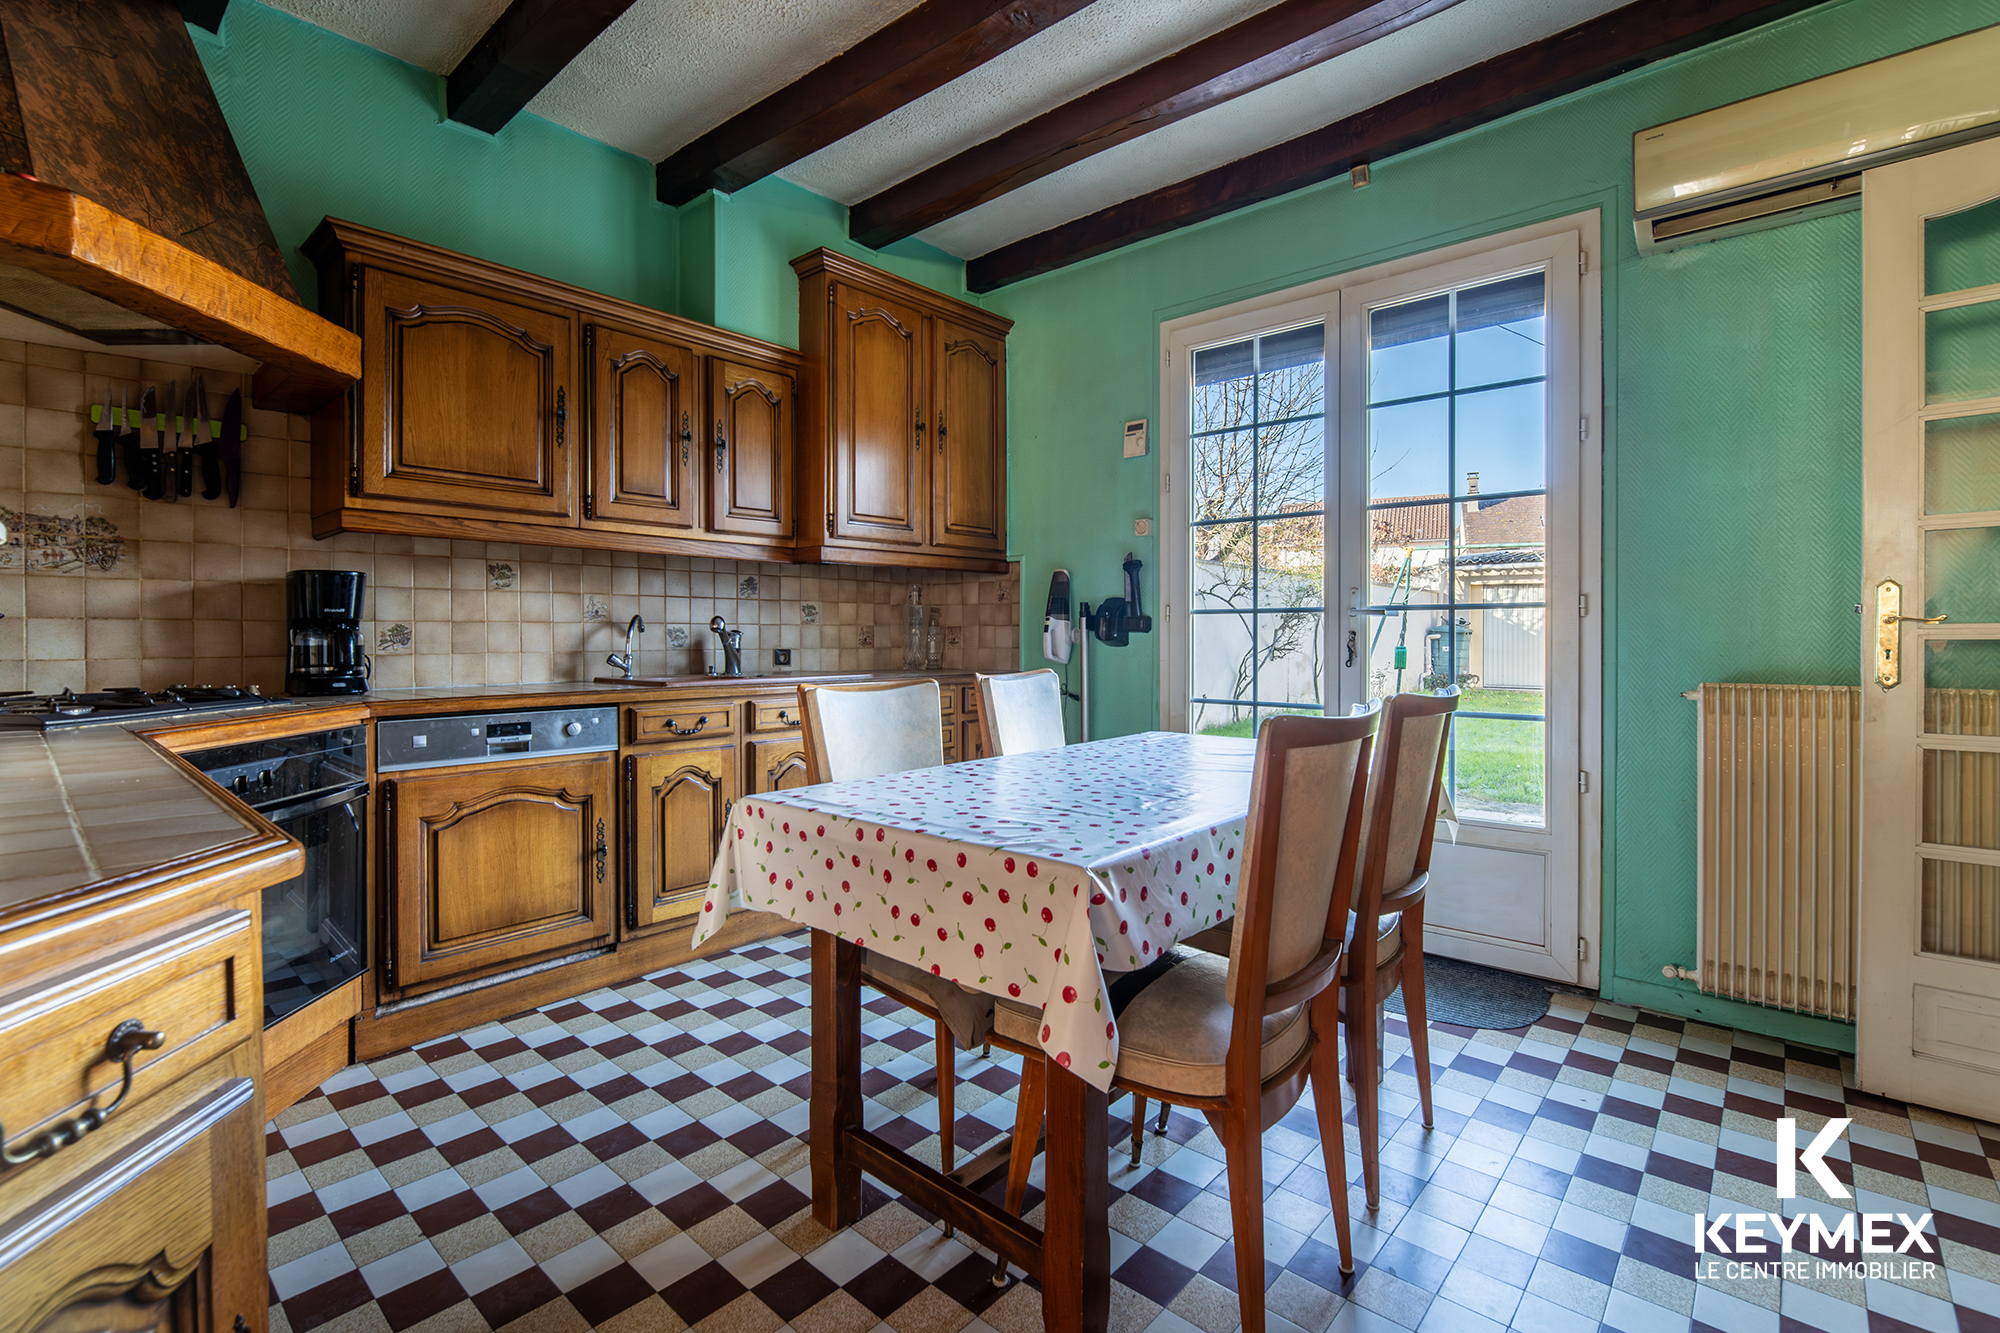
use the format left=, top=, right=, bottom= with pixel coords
left=1158, top=210, right=1603, bottom=984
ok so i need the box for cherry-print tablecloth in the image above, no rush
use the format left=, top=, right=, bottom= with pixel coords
left=694, top=731, right=1255, bottom=1089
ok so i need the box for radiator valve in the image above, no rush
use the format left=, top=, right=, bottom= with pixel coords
left=1661, top=964, right=1696, bottom=981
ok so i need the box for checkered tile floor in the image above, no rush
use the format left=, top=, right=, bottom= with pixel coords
left=265, top=932, right=2000, bottom=1333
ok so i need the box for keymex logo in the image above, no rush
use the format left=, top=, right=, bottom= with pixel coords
left=1693, top=1117, right=1938, bottom=1283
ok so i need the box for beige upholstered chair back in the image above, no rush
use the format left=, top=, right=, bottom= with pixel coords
left=799, top=680, right=945, bottom=783
left=1353, top=690, right=1459, bottom=917
left=976, top=669, right=1067, bottom=756
left=1224, top=710, right=1378, bottom=997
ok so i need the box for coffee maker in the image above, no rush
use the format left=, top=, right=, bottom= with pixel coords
left=286, top=570, right=371, bottom=696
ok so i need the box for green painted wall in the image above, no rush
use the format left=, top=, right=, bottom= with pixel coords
left=982, top=0, right=2000, bottom=1047
left=196, top=0, right=677, bottom=314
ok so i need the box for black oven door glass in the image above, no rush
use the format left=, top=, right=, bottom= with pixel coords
left=261, top=785, right=367, bottom=1026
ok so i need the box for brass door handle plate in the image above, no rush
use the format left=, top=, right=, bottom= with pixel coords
left=1876, top=579, right=1946, bottom=688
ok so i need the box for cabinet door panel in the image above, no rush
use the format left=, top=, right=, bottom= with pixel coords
left=932, top=319, right=1006, bottom=552
left=709, top=359, right=793, bottom=538
left=588, top=323, right=697, bottom=530
left=362, top=269, right=575, bottom=522
left=629, top=743, right=738, bottom=932
left=748, top=737, right=808, bottom=794
left=388, top=757, right=612, bottom=990
left=832, top=284, right=926, bottom=545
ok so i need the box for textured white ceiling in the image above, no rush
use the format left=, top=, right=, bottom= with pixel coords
left=911, top=0, right=1633, bottom=258
left=256, top=0, right=1641, bottom=259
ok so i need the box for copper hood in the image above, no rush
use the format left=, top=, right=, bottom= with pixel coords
left=0, top=0, right=356, bottom=411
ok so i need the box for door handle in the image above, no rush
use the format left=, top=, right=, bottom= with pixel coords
left=1876, top=578, right=1946, bottom=689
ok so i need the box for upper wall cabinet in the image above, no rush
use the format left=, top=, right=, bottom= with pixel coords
left=306, top=220, right=800, bottom=560
left=793, top=250, right=1012, bottom=573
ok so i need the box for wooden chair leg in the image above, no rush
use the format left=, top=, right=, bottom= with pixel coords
left=1346, top=974, right=1383, bottom=1211
left=993, top=1052, right=1047, bottom=1284
left=1130, top=1095, right=1147, bottom=1167
left=1155, top=1101, right=1170, bottom=1133
left=1401, top=909, right=1434, bottom=1130
left=936, top=1022, right=956, bottom=1240
left=1307, top=1011, right=1354, bottom=1275
left=1217, top=1107, right=1267, bottom=1333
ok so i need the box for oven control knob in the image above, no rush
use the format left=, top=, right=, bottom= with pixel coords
left=563, top=721, right=584, bottom=737
left=231, top=774, right=248, bottom=795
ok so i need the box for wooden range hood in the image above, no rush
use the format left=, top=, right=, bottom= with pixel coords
left=0, top=0, right=356, bottom=411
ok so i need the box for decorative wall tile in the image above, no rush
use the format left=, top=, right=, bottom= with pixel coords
left=486, top=561, right=515, bottom=589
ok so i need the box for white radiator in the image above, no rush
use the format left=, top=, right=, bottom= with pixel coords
left=1695, top=683, right=1859, bottom=1021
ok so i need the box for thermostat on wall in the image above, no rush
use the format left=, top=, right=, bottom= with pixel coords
left=1123, top=419, right=1148, bottom=458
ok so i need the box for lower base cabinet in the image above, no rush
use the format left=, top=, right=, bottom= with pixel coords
left=747, top=736, right=808, bottom=793
left=626, top=741, right=736, bottom=933
left=384, top=756, right=616, bottom=995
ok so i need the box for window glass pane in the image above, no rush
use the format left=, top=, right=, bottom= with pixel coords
left=1453, top=716, right=1544, bottom=827
left=1455, top=382, right=1546, bottom=494
left=1922, top=858, right=2000, bottom=962
left=1926, top=640, right=2000, bottom=708
left=1925, top=412, right=2000, bottom=514
left=1926, top=526, right=2000, bottom=620
left=1458, top=508, right=1544, bottom=603
left=1194, top=520, right=1254, bottom=601
left=1193, top=429, right=1257, bottom=522
left=1259, top=420, right=1325, bottom=512
left=1257, top=613, right=1324, bottom=707
left=1258, top=326, right=1325, bottom=419
left=1256, top=515, right=1324, bottom=608
left=1367, top=501, right=1450, bottom=609
left=1369, top=295, right=1448, bottom=402
left=1368, top=397, right=1448, bottom=499
left=1925, top=300, right=2000, bottom=403
left=1452, top=606, right=1544, bottom=697
left=1924, top=748, right=2000, bottom=850
left=1455, top=273, right=1546, bottom=389
left=1926, top=194, right=2000, bottom=297
left=1193, top=367, right=1255, bottom=434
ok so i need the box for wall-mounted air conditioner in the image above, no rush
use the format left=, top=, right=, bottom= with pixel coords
left=1634, top=23, right=2000, bottom=255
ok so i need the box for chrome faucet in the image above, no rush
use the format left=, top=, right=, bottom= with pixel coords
left=606, top=614, right=646, bottom=679
left=709, top=615, right=744, bottom=678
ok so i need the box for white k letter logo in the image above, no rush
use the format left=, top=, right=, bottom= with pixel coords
left=1776, top=1117, right=1851, bottom=1199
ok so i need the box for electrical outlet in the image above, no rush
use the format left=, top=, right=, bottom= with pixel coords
left=773, top=648, right=792, bottom=666
left=1134, top=518, right=1152, bottom=537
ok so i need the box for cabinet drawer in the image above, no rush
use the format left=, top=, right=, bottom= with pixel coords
left=745, top=698, right=802, bottom=733
left=0, top=911, right=257, bottom=1160
left=628, top=701, right=737, bottom=745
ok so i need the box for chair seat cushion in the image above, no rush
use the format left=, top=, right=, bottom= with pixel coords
left=861, top=951, right=994, bottom=1050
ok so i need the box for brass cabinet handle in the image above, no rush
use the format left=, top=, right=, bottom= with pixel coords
left=555, top=387, right=566, bottom=448
left=937, top=411, right=946, bottom=453
left=681, top=411, right=691, bottom=466
left=715, top=421, right=726, bottom=473
left=663, top=715, right=708, bottom=737
left=594, top=817, right=607, bottom=884
left=1, top=1020, right=164, bottom=1168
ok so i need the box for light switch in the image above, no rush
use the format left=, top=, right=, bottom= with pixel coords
left=1134, top=518, right=1152, bottom=536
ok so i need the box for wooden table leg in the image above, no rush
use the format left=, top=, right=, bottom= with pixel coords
left=811, top=930, right=862, bottom=1229
left=1041, top=1061, right=1109, bottom=1333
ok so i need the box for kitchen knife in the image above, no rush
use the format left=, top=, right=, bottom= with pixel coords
left=176, top=375, right=200, bottom=498
left=143, top=381, right=171, bottom=501
left=219, top=388, right=243, bottom=508
left=128, top=387, right=153, bottom=490
left=196, top=379, right=222, bottom=500
left=92, top=391, right=117, bottom=484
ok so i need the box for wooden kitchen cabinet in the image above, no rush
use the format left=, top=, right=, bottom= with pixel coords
left=625, top=741, right=738, bottom=934
left=585, top=319, right=700, bottom=532
left=747, top=736, right=808, bottom=793
left=306, top=220, right=800, bottom=560
left=383, top=755, right=616, bottom=995
left=793, top=249, right=1013, bottom=572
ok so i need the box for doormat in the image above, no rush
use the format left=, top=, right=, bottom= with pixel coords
left=1384, top=954, right=1574, bottom=1031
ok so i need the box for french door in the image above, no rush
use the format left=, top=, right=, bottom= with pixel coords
left=1858, top=136, right=2000, bottom=1115
left=1162, top=215, right=1601, bottom=984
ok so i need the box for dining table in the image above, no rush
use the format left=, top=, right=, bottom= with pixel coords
left=694, top=730, right=1256, bottom=1333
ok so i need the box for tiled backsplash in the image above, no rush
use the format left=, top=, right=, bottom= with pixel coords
left=0, top=338, right=1020, bottom=695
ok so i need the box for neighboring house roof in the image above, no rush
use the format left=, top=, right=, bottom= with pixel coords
left=1370, top=493, right=1544, bottom=550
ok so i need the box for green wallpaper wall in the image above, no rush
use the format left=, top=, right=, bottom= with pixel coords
left=981, top=0, right=2000, bottom=1046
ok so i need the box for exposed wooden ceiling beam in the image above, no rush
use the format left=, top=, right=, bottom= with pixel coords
left=850, top=0, right=1464, bottom=251
left=447, top=0, right=639, bottom=135
left=966, top=0, right=1827, bottom=291
left=656, top=0, right=1095, bottom=207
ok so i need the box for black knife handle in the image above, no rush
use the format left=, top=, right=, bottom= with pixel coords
left=122, top=435, right=145, bottom=490
left=176, top=448, right=194, bottom=497
left=142, top=452, right=164, bottom=500
left=94, top=432, right=116, bottom=485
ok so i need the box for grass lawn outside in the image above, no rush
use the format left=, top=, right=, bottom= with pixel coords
left=1195, top=687, right=1545, bottom=819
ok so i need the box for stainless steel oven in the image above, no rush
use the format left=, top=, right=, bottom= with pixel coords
left=189, top=725, right=367, bottom=1026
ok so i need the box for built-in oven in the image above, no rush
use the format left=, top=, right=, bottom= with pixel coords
left=188, top=725, right=367, bottom=1026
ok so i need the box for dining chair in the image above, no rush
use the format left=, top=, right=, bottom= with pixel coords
left=1339, top=687, right=1458, bottom=1209
left=974, top=668, right=1067, bottom=755
left=799, top=680, right=994, bottom=1207
left=993, top=711, right=1378, bottom=1326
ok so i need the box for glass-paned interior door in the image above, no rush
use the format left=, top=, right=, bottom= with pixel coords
left=1338, top=234, right=1584, bottom=982
left=1859, top=136, right=2000, bottom=1117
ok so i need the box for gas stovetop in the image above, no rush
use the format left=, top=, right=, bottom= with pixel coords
left=0, top=686, right=297, bottom=730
